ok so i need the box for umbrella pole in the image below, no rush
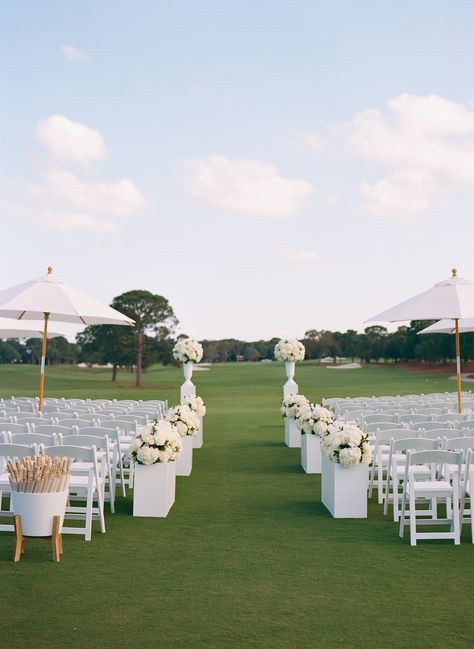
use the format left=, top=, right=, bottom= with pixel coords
left=455, top=318, right=462, bottom=414
left=38, top=312, right=50, bottom=413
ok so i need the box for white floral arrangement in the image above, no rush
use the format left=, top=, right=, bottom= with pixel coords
left=280, top=394, right=309, bottom=419
left=130, top=419, right=182, bottom=465
left=182, top=395, right=207, bottom=418
left=321, top=423, right=372, bottom=468
left=173, top=337, right=203, bottom=363
left=274, top=338, right=305, bottom=362
left=296, top=403, right=335, bottom=435
left=166, top=404, right=200, bottom=437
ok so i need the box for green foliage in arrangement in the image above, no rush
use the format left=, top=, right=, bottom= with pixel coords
left=0, top=362, right=472, bottom=649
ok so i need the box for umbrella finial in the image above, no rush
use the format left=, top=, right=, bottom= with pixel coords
left=47, top=266, right=53, bottom=275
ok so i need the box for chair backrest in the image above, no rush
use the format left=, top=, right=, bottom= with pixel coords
left=374, top=428, right=413, bottom=445
left=32, top=424, right=75, bottom=436
left=60, top=434, right=109, bottom=450
left=44, top=444, right=97, bottom=463
left=417, top=428, right=454, bottom=439
left=457, top=420, right=474, bottom=431
left=116, top=414, right=147, bottom=426
left=41, top=405, right=60, bottom=413
left=407, top=448, right=462, bottom=469
left=413, top=421, right=448, bottom=431
left=378, top=409, right=409, bottom=416
left=392, top=437, right=438, bottom=453
left=99, top=419, right=136, bottom=434
left=57, top=419, right=93, bottom=429
left=69, top=414, right=98, bottom=423
left=0, top=423, right=28, bottom=435
left=10, top=432, right=56, bottom=445
left=365, top=422, right=405, bottom=434
left=361, top=414, right=396, bottom=426
left=412, top=407, right=444, bottom=415
left=0, top=443, right=36, bottom=460
left=398, top=414, right=432, bottom=424
left=54, top=412, right=79, bottom=421
left=14, top=416, right=53, bottom=425
left=444, top=437, right=474, bottom=453
left=435, top=413, right=466, bottom=423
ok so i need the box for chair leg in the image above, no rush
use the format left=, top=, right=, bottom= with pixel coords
left=85, top=486, right=93, bottom=541
left=393, top=479, right=400, bottom=522
left=399, top=485, right=407, bottom=538
left=409, top=489, right=417, bottom=546
left=383, top=472, right=391, bottom=516
left=377, top=461, right=384, bottom=504
left=368, top=455, right=376, bottom=498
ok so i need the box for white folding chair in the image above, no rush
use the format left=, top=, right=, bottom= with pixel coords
left=384, top=437, right=437, bottom=521
left=369, top=427, right=412, bottom=503
left=399, top=449, right=462, bottom=545
left=44, top=444, right=106, bottom=541
left=0, top=443, right=36, bottom=530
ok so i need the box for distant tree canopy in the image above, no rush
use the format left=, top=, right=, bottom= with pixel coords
left=77, top=290, right=178, bottom=384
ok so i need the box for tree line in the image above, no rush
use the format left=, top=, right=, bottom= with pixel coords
left=1, top=293, right=472, bottom=381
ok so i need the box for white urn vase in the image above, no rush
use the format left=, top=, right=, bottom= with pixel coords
left=180, top=362, right=196, bottom=400
left=193, top=417, right=203, bottom=449
left=301, top=434, right=322, bottom=473
left=133, top=462, right=176, bottom=517
left=285, top=417, right=301, bottom=448
left=176, top=435, right=193, bottom=476
left=321, top=454, right=368, bottom=518
left=283, top=360, right=298, bottom=397
left=11, top=490, right=68, bottom=537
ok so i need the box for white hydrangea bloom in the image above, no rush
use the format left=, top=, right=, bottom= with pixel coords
left=322, top=422, right=370, bottom=468
left=130, top=418, right=182, bottom=465
left=274, top=338, right=305, bottom=362
left=173, top=337, right=204, bottom=363
left=182, top=395, right=207, bottom=417
left=166, top=404, right=200, bottom=437
left=295, top=402, right=335, bottom=436
left=281, top=394, right=309, bottom=418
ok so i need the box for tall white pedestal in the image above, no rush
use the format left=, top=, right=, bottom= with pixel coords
left=193, top=417, right=203, bottom=449
left=176, top=435, right=193, bottom=476
left=285, top=418, right=301, bottom=448
left=301, top=434, right=322, bottom=473
left=321, top=454, right=368, bottom=518
left=133, top=462, right=176, bottom=517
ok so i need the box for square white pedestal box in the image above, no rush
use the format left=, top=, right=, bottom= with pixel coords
left=301, top=434, right=322, bottom=473
left=176, top=435, right=193, bottom=476
left=321, top=454, right=368, bottom=518
left=285, top=418, right=301, bottom=448
left=133, top=462, right=176, bottom=517
left=193, top=417, right=203, bottom=449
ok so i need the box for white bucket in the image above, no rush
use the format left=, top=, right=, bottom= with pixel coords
left=11, top=490, right=68, bottom=536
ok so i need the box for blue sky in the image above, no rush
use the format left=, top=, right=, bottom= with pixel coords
left=1, top=1, right=474, bottom=340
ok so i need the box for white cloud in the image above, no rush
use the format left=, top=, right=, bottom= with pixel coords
left=32, top=211, right=116, bottom=233
left=60, top=44, right=91, bottom=63
left=36, top=115, right=107, bottom=166
left=29, top=169, right=146, bottom=217
left=295, top=132, right=327, bottom=152
left=183, top=154, right=313, bottom=218
left=272, top=244, right=318, bottom=263
left=360, top=170, right=436, bottom=217
left=337, top=94, right=474, bottom=217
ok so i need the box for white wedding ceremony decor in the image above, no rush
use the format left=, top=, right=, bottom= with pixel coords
left=281, top=393, right=309, bottom=447
left=296, top=404, right=335, bottom=473
left=131, top=420, right=182, bottom=518
left=182, top=394, right=207, bottom=449
left=173, top=337, right=204, bottom=400
left=274, top=338, right=305, bottom=398
left=321, top=424, right=372, bottom=518
left=166, top=404, right=200, bottom=476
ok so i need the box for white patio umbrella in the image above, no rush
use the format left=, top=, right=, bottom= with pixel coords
left=366, top=269, right=474, bottom=413
left=0, top=267, right=134, bottom=411
left=0, top=317, right=64, bottom=339
left=418, top=318, right=474, bottom=335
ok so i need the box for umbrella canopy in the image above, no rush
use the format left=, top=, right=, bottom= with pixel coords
left=367, top=271, right=474, bottom=322
left=0, top=267, right=134, bottom=410
left=0, top=317, right=64, bottom=339
left=0, top=267, right=134, bottom=325
left=418, top=318, right=474, bottom=335
left=366, top=269, right=474, bottom=413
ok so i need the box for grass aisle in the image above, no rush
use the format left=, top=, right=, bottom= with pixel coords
left=0, top=363, right=473, bottom=648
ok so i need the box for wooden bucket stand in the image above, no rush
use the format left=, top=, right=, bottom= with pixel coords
left=13, top=515, right=63, bottom=563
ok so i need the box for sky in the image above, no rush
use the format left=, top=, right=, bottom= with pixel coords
left=1, top=1, right=474, bottom=341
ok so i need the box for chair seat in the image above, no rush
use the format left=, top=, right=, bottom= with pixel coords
left=408, top=480, right=453, bottom=495
left=391, top=465, right=431, bottom=477
left=70, top=475, right=104, bottom=489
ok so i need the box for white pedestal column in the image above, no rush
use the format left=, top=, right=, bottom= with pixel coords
left=283, top=361, right=298, bottom=398
left=176, top=435, right=193, bottom=476
left=285, top=417, right=301, bottom=448
left=193, top=417, right=203, bottom=449
left=321, top=454, right=368, bottom=518
left=180, top=362, right=197, bottom=401
left=301, top=434, right=322, bottom=473
left=133, top=462, right=176, bottom=517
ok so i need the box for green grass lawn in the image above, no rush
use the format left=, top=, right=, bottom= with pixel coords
left=0, top=362, right=472, bottom=649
